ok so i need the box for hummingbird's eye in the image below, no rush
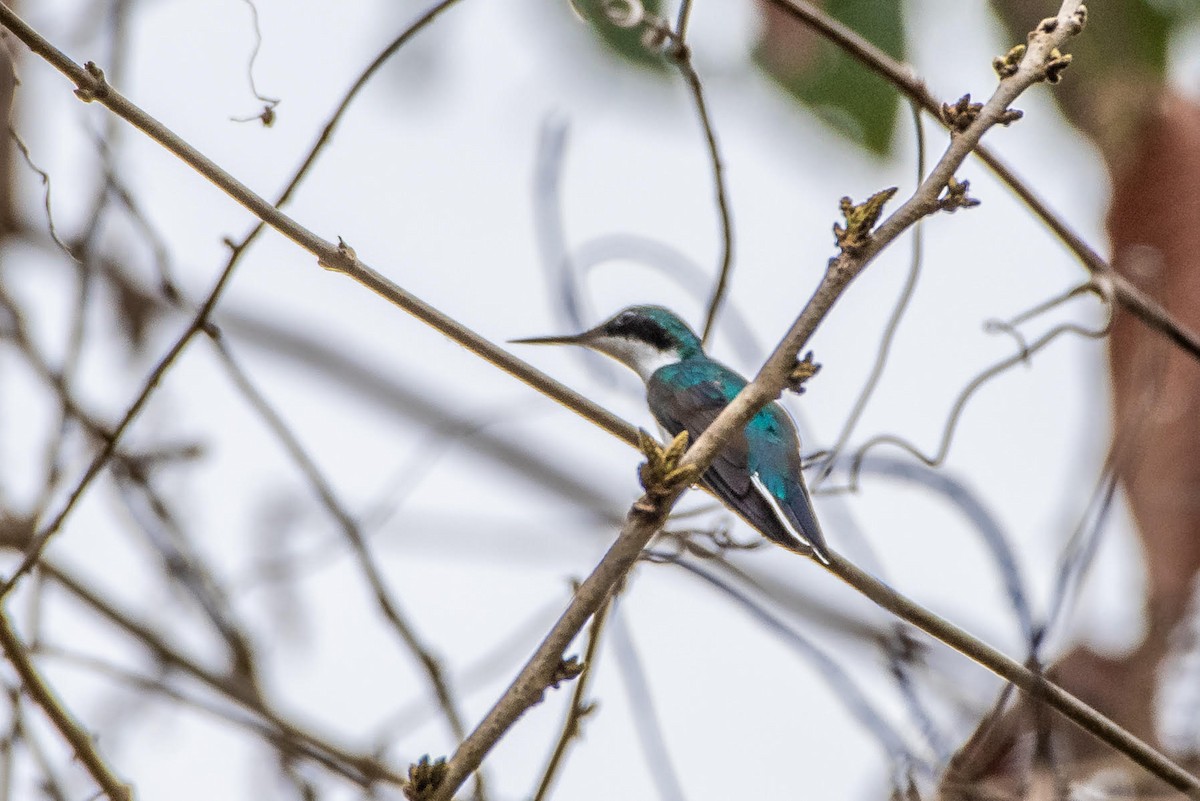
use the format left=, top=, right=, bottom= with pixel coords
left=608, top=312, right=635, bottom=334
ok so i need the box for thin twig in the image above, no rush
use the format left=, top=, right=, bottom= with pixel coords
left=848, top=314, right=1109, bottom=490
left=0, top=611, right=132, bottom=801
left=206, top=334, right=474, bottom=762
left=0, top=0, right=483, bottom=601
left=28, top=556, right=406, bottom=787
left=661, top=27, right=735, bottom=346
left=435, top=6, right=1200, bottom=797
left=8, top=2, right=1199, bottom=796
left=531, top=594, right=613, bottom=801
left=9, top=695, right=71, bottom=801
left=230, top=0, right=280, bottom=123
left=1038, top=444, right=1121, bottom=658
left=673, top=0, right=694, bottom=41
left=764, top=0, right=1200, bottom=364
left=112, top=464, right=261, bottom=683
left=816, top=100, right=926, bottom=485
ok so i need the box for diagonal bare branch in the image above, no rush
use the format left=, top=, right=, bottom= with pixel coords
left=764, top=0, right=1200, bottom=363
left=0, top=611, right=131, bottom=801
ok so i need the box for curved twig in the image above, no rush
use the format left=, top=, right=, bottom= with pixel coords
left=531, top=594, right=613, bottom=801
left=764, top=0, right=1200, bottom=364
left=8, top=3, right=1200, bottom=796
left=609, top=607, right=688, bottom=801
left=229, top=0, right=280, bottom=123
left=647, top=550, right=927, bottom=783
left=816, top=100, right=927, bottom=486
left=848, top=314, right=1111, bottom=491
left=667, top=37, right=735, bottom=346
left=206, top=334, right=473, bottom=756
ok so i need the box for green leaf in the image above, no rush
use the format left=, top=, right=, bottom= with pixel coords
left=574, top=0, right=668, bottom=71
left=754, top=0, right=906, bottom=157
left=1089, top=0, right=1176, bottom=77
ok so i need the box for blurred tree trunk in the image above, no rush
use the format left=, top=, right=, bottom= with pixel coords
left=754, top=0, right=1200, bottom=792
left=943, top=1, right=1200, bottom=794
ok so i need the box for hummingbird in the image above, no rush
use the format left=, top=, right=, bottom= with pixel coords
left=514, top=305, right=831, bottom=564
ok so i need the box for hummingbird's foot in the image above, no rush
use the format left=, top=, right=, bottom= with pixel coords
left=786, top=351, right=821, bottom=395
left=634, top=429, right=700, bottom=513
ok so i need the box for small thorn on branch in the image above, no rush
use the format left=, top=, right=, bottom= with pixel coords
left=319, top=236, right=358, bottom=272
left=567, top=701, right=598, bottom=738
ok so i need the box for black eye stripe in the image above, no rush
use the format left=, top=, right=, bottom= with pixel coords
left=607, top=315, right=673, bottom=350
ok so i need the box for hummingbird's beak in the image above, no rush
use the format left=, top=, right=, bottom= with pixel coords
left=509, top=333, right=590, bottom=347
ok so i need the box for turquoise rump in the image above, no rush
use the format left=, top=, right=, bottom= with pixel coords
left=647, top=357, right=827, bottom=561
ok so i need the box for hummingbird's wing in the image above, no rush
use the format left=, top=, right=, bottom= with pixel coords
left=646, top=361, right=829, bottom=562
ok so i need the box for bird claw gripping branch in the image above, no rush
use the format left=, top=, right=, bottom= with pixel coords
left=634, top=429, right=699, bottom=512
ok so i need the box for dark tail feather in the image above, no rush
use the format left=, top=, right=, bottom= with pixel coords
left=748, top=474, right=833, bottom=565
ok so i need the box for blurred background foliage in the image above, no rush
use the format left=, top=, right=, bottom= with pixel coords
left=578, top=0, right=1199, bottom=159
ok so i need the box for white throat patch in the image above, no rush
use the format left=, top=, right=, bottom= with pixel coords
left=592, top=337, right=681, bottom=382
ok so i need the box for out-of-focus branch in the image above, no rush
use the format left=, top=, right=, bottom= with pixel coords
left=0, top=28, right=16, bottom=237
left=0, top=611, right=131, bottom=801
left=7, top=1, right=1197, bottom=796
left=0, top=0, right=639, bottom=601
left=206, top=335, right=473, bottom=760
left=608, top=607, right=688, bottom=801
left=815, top=101, right=927, bottom=485
left=655, top=16, right=734, bottom=346
left=762, top=0, right=1200, bottom=365
left=37, top=555, right=407, bottom=787
left=530, top=595, right=613, bottom=801
left=0, top=517, right=404, bottom=787
left=436, top=4, right=1198, bottom=798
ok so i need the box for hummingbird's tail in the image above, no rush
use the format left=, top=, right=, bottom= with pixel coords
left=749, top=473, right=832, bottom=565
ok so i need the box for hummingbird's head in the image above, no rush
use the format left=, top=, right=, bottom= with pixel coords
left=513, top=305, right=705, bottom=381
